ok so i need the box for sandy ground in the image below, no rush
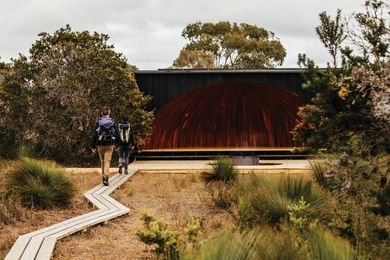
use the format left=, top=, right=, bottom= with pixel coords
left=52, top=172, right=234, bottom=259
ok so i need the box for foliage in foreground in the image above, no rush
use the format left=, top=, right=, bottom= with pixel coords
left=180, top=226, right=353, bottom=260
left=202, top=157, right=237, bottom=183
left=293, top=0, right=390, bottom=153
left=237, top=175, right=330, bottom=227
left=5, top=157, right=75, bottom=209
left=136, top=211, right=201, bottom=259
left=310, top=154, right=390, bottom=258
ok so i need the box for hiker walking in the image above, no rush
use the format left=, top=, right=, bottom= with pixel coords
left=91, top=106, right=119, bottom=186
left=117, top=117, right=135, bottom=175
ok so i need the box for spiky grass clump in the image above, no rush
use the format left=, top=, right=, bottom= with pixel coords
left=238, top=175, right=329, bottom=226
left=180, top=226, right=353, bottom=260
left=202, top=157, right=237, bottom=183
left=309, top=226, right=354, bottom=260
left=6, top=157, right=75, bottom=209
left=180, top=229, right=259, bottom=260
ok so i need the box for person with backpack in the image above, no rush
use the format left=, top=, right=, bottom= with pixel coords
left=117, top=117, right=135, bottom=175
left=91, top=106, right=119, bottom=186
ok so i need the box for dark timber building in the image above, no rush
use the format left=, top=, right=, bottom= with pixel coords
left=134, top=69, right=308, bottom=156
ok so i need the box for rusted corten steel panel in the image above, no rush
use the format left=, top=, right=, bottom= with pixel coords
left=144, top=82, right=304, bottom=149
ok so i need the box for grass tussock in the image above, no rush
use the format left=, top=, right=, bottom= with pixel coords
left=6, top=157, right=75, bottom=209
left=237, top=175, right=329, bottom=226
left=202, top=157, right=237, bottom=183
left=309, top=226, right=354, bottom=260
left=180, top=225, right=353, bottom=260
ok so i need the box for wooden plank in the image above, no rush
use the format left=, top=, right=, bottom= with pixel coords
left=102, top=173, right=133, bottom=195
left=4, top=234, right=31, bottom=260
left=84, top=193, right=109, bottom=210
left=91, top=194, right=117, bottom=210
left=85, top=174, right=121, bottom=194
left=19, top=210, right=118, bottom=259
left=21, top=210, right=105, bottom=238
left=20, top=235, right=45, bottom=260
left=35, top=237, right=57, bottom=260
left=53, top=209, right=127, bottom=239
left=93, top=174, right=125, bottom=195
left=101, top=194, right=128, bottom=212
left=5, top=169, right=136, bottom=260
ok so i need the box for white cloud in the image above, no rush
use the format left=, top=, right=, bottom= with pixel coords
left=0, top=0, right=364, bottom=68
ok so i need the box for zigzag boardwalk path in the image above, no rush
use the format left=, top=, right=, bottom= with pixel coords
left=5, top=171, right=135, bottom=260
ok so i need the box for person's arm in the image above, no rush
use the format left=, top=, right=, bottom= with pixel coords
left=130, top=130, right=135, bottom=151
left=113, top=123, right=120, bottom=149
left=91, top=122, right=99, bottom=153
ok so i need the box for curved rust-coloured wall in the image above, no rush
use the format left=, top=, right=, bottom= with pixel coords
left=144, top=82, right=303, bottom=149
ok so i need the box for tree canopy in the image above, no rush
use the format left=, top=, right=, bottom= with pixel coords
left=0, top=25, right=153, bottom=164
left=172, top=21, right=286, bottom=69
left=293, top=0, right=390, bottom=154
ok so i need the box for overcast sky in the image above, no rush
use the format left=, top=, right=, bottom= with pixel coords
left=0, top=0, right=364, bottom=69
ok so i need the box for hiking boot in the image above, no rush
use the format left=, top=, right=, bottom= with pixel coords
left=103, top=175, right=109, bottom=186
left=118, top=165, right=123, bottom=174
left=125, top=168, right=129, bottom=175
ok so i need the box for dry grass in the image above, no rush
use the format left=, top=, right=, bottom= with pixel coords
left=0, top=162, right=98, bottom=259
left=53, top=171, right=234, bottom=260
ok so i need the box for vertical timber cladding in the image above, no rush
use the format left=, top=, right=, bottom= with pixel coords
left=134, top=69, right=308, bottom=149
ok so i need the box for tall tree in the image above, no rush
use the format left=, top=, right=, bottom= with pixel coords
left=293, top=0, right=390, bottom=154
left=172, top=21, right=286, bottom=69
left=315, top=9, right=346, bottom=67
left=0, top=25, right=154, bottom=164
left=343, top=0, right=390, bottom=68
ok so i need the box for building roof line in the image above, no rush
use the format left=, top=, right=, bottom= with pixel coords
left=135, top=68, right=312, bottom=74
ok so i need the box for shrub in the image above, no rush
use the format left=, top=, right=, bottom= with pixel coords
left=6, top=157, right=75, bottom=209
left=238, top=175, right=329, bottom=226
left=310, top=154, right=390, bottom=258
left=308, top=225, right=354, bottom=260
left=310, top=153, right=389, bottom=195
left=136, top=211, right=200, bottom=259
left=180, top=229, right=260, bottom=260
left=180, top=226, right=353, bottom=260
left=202, top=157, right=237, bottom=183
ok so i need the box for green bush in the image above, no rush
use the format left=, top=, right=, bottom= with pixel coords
left=202, top=157, right=237, bottom=183
left=238, top=175, right=329, bottom=226
left=180, top=229, right=260, bottom=260
left=136, top=211, right=200, bottom=259
left=180, top=226, right=353, bottom=260
left=6, top=157, right=75, bottom=209
left=308, top=226, right=354, bottom=260
left=310, top=154, right=390, bottom=258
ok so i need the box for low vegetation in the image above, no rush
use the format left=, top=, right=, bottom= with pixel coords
left=0, top=161, right=92, bottom=259
left=136, top=211, right=200, bottom=259
left=180, top=226, right=353, bottom=260
left=6, top=157, right=75, bottom=209
left=202, top=157, right=237, bottom=183
left=237, top=175, right=330, bottom=227
left=310, top=154, right=390, bottom=258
